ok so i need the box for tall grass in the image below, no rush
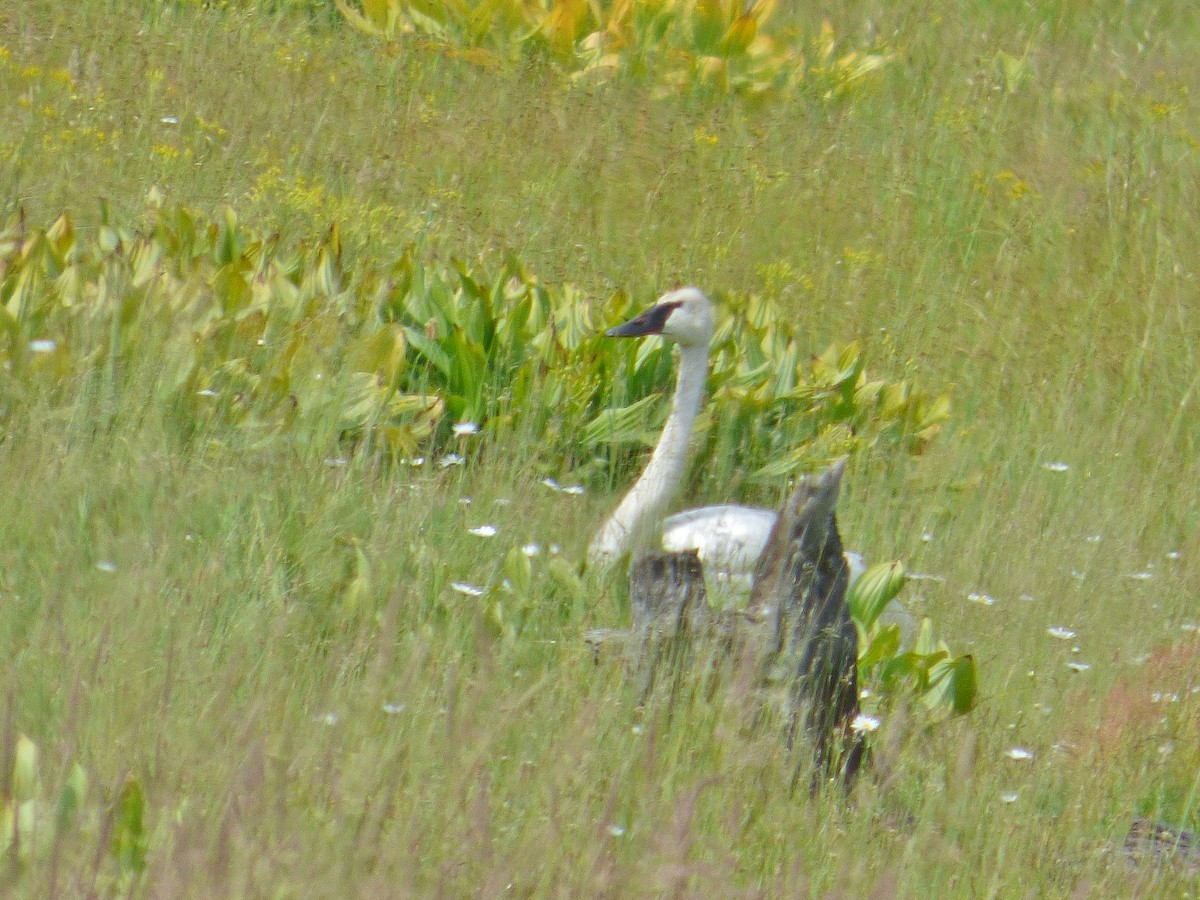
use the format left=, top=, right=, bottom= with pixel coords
left=2, top=0, right=1199, bottom=894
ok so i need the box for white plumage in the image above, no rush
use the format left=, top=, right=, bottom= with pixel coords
left=587, top=289, right=861, bottom=583
left=588, top=287, right=914, bottom=640
left=662, top=504, right=867, bottom=592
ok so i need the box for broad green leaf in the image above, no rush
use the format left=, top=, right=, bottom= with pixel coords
left=856, top=622, right=900, bottom=671
left=750, top=0, right=777, bottom=26
left=848, top=561, right=906, bottom=630
left=582, top=393, right=663, bottom=446
left=112, top=776, right=147, bottom=874
left=913, top=616, right=938, bottom=656
left=750, top=448, right=800, bottom=481
left=504, top=546, right=534, bottom=596
left=996, top=50, right=1029, bottom=94
left=548, top=557, right=585, bottom=601
left=718, top=13, right=756, bottom=56
left=923, top=654, right=978, bottom=715
left=403, top=325, right=452, bottom=379
left=215, top=206, right=240, bottom=267
left=692, top=0, right=729, bottom=53
left=351, top=325, right=407, bottom=384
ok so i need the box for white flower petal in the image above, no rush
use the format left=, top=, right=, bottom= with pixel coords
left=452, top=421, right=479, bottom=436
left=1066, top=661, right=1091, bottom=672
left=1006, top=747, right=1034, bottom=761
left=439, top=453, right=465, bottom=468
left=1042, top=461, right=1070, bottom=472
left=95, top=561, right=118, bottom=574
left=1000, top=792, right=1019, bottom=803
left=468, top=525, right=498, bottom=537
left=850, top=713, right=881, bottom=733
left=28, top=339, right=57, bottom=353
left=450, top=581, right=485, bottom=597
left=1047, top=626, right=1076, bottom=640
left=967, top=592, right=995, bottom=606
left=521, top=543, right=541, bottom=557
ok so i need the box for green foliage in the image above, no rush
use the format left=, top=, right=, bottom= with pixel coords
left=0, top=197, right=962, bottom=717
left=0, top=203, right=947, bottom=487
left=7, top=0, right=1199, bottom=892
left=851, top=561, right=977, bottom=717
left=331, top=0, right=891, bottom=101
left=111, top=776, right=147, bottom=876
left=1, top=735, right=87, bottom=863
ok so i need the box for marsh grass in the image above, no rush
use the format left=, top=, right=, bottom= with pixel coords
left=2, top=0, right=1200, bottom=894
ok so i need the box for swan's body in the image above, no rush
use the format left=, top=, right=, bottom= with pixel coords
left=661, top=505, right=867, bottom=593
left=661, top=505, right=778, bottom=577
left=587, top=288, right=912, bottom=641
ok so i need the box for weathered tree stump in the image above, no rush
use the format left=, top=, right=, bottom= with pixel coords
left=749, top=459, right=864, bottom=789
left=587, top=460, right=863, bottom=792
left=629, top=549, right=711, bottom=637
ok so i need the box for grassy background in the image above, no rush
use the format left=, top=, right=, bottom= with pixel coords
left=2, top=0, right=1200, bottom=894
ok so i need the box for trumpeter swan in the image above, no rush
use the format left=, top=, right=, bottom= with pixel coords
left=587, top=287, right=848, bottom=577
left=587, top=288, right=904, bottom=620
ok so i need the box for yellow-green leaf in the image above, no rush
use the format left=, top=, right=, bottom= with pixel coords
left=12, top=735, right=38, bottom=803
left=718, top=14, right=756, bottom=56
left=112, top=776, right=147, bottom=874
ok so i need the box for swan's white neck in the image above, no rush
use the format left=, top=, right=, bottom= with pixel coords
left=588, top=341, right=709, bottom=567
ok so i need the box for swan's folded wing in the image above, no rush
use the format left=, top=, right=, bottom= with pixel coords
left=661, top=505, right=778, bottom=575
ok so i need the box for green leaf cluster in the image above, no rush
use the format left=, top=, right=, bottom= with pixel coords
left=331, top=0, right=892, bottom=102
left=1, top=735, right=89, bottom=865
left=0, top=203, right=948, bottom=488
left=850, top=562, right=977, bottom=717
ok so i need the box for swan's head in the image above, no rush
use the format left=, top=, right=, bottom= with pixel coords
left=605, top=287, right=714, bottom=348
